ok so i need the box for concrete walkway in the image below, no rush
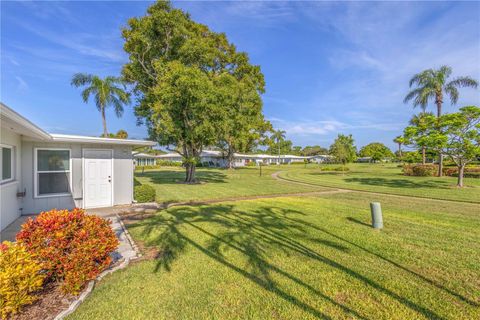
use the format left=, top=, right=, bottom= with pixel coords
left=0, top=215, right=32, bottom=242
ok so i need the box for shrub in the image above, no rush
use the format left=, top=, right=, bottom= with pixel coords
left=134, top=184, right=156, bottom=202
left=321, top=166, right=349, bottom=172
left=246, top=161, right=257, bottom=167
left=403, top=164, right=437, bottom=176
left=16, top=209, right=118, bottom=294
left=443, top=166, right=480, bottom=178
left=158, top=160, right=182, bottom=167
left=0, top=241, right=45, bottom=318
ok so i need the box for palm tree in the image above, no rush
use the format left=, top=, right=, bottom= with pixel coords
left=271, top=129, right=286, bottom=164
left=71, top=73, right=131, bottom=137
left=393, top=136, right=404, bottom=160
left=404, top=66, right=478, bottom=176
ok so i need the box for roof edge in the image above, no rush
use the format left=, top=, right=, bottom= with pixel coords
left=0, top=102, right=52, bottom=140
left=50, top=134, right=156, bottom=146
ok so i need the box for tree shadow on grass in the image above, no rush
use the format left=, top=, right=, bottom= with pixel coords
left=344, top=177, right=450, bottom=189
left=127, top=204, right=462, bottom=319
left=281, top=214, right=479, bottom=309
left=136, top=169, right=228, bottom=185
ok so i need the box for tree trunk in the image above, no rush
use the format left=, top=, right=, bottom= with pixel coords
left=421, top=146, right=426, bottom=165
left=278, top=144, right=280, bottom=165
left=435, top=94, right=443, bottom=177
left=457, top=164, right=465, bottom=187
left=101, top=107, right=108, bottom=137
left=438, top=153, right=443, bottom=177
left=227, top=145, right=235, bottom=169
left=185, top=163, right=197, bottom=183
left=398, top=143, right=402, bottom=159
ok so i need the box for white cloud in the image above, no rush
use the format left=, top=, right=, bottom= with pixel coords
left=269, top=117, right=401, bottom=139
left=8, top=17, right=125, bottom=62
left=15, top=76, right=28, bottom=92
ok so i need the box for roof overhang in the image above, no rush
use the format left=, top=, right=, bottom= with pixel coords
left=50, top=134, right=156, bottom=146
left=1, top=103, right=52, bottom=141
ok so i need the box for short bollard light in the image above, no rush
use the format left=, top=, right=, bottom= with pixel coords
left=370, top=202, right=383, bottom=229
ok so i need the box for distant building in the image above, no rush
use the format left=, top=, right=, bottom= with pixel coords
left=356, top=157, right=373, bottom=163
left=132, top=152, right=157, bottom=166
left=310, top=154, right=335, bottom=164
left=136, top=150, right=312, bottom=168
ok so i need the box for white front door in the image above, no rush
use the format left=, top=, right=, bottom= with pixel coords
left=83, top=149, right=112, bottom=208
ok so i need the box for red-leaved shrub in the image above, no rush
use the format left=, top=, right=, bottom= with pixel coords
left=16, top=208, right=118, bottom=294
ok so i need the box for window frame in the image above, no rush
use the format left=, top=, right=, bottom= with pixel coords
left=34, top=147, right=72, bottom=198
left=1, top=144, right=15, bottom=184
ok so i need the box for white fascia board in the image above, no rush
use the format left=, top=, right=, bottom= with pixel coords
left=50, top=134, right=156, bottom=146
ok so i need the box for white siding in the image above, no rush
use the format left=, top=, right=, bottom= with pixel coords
left=0, top=128, right=22, bottom=230
left=112, top=146, right=134, bottom=206
left=21, top=141, right=133, bottom=214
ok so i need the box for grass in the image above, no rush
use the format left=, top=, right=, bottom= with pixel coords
left=279, top=163, right=480, bottom=203
left=68, top=193, right=480, bottom=319
left=134, top=166, right=328, bottom=204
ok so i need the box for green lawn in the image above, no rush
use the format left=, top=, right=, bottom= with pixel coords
left=279, top=163, right=480, bottom=203
left=69, top=193, right=480, bottom=319
left=134, top=166, right=328, bottom=204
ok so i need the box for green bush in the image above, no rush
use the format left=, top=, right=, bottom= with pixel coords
left=135, top=165, right=161, bottom=170
left=158, top=160, right=182, bottom=167
left=246, top=161, right=257, bottom=167
left=134, top=184, right=156, bottom=202
left=321, top=166, right=349, bottom=172
left=403, top=164, right=437, bottom=176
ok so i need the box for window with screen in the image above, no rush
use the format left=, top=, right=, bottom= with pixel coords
left=1, top=145, right=14, bottom=183
left=35, top=149, right=71, bottom=196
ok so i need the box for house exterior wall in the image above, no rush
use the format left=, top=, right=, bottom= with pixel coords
left=20, top=141, right=133, bottom=214
left=0, top=128, right=23, bottom=230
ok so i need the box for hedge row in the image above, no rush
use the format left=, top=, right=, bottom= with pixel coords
left=403, top=164, right=480, bottom=177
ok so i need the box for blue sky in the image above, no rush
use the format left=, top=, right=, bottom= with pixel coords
left=1, top=1, right=479, bottom=150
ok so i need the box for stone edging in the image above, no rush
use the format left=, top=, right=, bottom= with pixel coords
left=53, top=214, right=141, bottom=320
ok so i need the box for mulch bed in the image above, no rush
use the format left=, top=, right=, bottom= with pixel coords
left=11, top=282, right=75, bottom=320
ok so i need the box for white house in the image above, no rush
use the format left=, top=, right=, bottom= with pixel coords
left=132, top=152, right=157, bottom=166
left=153, top=151, right=311, bottom=167
left=0, top=103, right=155, bottom=232
left=310, top=154, right=335, bottom=164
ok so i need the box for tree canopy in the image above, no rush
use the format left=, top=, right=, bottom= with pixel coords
left=402, top=106, right=480, bottom=187
left=301, top=145, right=329, bottom=156
left=329, top=134, right=357, bottom=165
left=359, top=143, right=394, bottom=161
left=122, top=1, right=268, bottom=181
left=404, top=65, right=478, bottom=176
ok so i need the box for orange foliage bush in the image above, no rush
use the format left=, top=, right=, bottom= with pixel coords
left=16, top=208, right=118, bottom=294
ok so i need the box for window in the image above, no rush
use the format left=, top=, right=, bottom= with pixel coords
left=35, top=149, right=71, bottom=197
left=1, top=145, right=14, bottom=183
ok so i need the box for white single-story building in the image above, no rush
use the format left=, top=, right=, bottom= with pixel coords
left=153, top=151, right=311, bottom=167
left=310, top=154, right=335, bottom=164
left=132, top=152, right=157, bottom=166
left=0, top=103, right=155, bottom=232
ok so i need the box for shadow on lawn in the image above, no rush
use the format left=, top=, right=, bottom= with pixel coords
left=136, top=169, right=228, bottom=185
left=129, top=204, right=473, bottom=319
left=344, top=177, right=450, bottom=189
left=346, top=217, right=371, bottom=227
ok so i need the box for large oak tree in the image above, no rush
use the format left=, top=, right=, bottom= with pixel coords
left=122, top=1, right=268, bottom=181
